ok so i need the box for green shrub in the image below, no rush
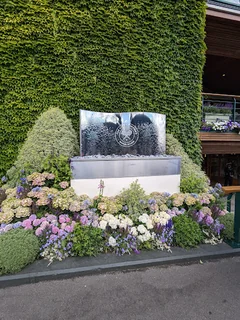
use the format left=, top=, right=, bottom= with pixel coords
left=6, top=108, right=78, bottom=187
left=72, top=224, right=104, bottom=257
left=0, top=229, right=39, bottom=275
left=180, top=175, right=208, bottom=194
left=173, top=214, right=203, bottom=249
left=118, top=180, right=148, bottom=220
left=219, top=213, right=234, bottom=240
left=166, top=133, right=209, bottom=193
left=42, top=155, right=72, bottom=187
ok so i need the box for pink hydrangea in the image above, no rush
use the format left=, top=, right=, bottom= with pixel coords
left=22, top=219, right=32, bottom=227
left=59, top=216, right=66, bottom=224
left=46, top=214, right=57, bottom=221
left=29, top=214, right=37, bottom=222
left=47, top=173, right=55, bottom=180
left=51, top=226, right=59, bottom=234
left=35, top=227, right=44, bottom=236
left=59, top=181, right=69, bottom=189
left=33, top=219, right=41, bottom=227
left=65, top=217, right=71, bottom=223
left=40, top=221, right=49, bottom=229
left=65, top=225, right=73, bottom=233
left=24, top=225, right=33, bottom=230
left=61, top=223, right=67, bottom=230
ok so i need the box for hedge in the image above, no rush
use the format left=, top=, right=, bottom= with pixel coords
left=0, top=0, right=206, bottom=176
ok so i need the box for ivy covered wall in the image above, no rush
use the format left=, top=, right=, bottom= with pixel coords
left=0, top=0, right=206, bottom=176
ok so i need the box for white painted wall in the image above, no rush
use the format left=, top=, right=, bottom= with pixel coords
left=71, top=175, right=180, bottom=197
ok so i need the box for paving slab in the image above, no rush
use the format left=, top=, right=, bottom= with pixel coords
left=1, top=242, right=240, bottom=288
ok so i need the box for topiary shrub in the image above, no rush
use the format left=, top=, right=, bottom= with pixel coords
left=0, top=228, right=39, bottom=275
left=72, top=224, right=104, bottom=257
left=173, top=214, right=203, bottom=249
left=219, top=213, right=234, bottom=241
left=6, top=108, right=78, bottom=187
left=166, top=133, right=209, bottom=193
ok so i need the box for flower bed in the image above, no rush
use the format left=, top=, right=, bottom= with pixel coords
left=0, top=172, right=231, bottom=274
left=201, top=120, right=240, bottom=133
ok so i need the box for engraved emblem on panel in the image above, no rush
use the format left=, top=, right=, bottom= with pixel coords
left=115, top=124, right=139, bottom=147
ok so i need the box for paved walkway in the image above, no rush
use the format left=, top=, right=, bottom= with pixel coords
left=0, top=257, right=240, bottom=320
left=1, top=242, right=240, bottom=288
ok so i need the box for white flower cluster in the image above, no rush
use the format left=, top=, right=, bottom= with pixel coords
left=129, top=211, right=171, bottom=243
left=99, top=214, right=133, bottom=230
left=211, top=121, right=228, bottom=132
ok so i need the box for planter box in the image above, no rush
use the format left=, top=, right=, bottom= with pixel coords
left=205, top=113, right=230, bottom=122
left=70, top=156, right=181, bottom=197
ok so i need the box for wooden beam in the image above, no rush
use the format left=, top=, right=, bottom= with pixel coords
left=202, top=92, right=240, bottom=99
left=207, top=8, right=240, bottom=22
left=222, top=186, right=240, bottom=194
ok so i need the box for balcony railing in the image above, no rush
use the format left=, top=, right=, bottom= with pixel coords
left=208, top=0, right=240, bottom=11
left=201, top=93, right=240, bottom=132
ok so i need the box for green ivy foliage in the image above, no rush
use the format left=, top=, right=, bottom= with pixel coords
left=0, top=228, right=39, bottom=275
left=0, top=0, right=206, bottom=176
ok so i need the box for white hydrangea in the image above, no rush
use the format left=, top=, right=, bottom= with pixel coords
left=102, top=213, right=115, bottom=222
left=137, top=224, right=147, bottom=234
left=151, top=211, right=170, bottom=225
left=146, top=221, right=154, bottom=230
left=139, top=213, right=149, bottom=224
left=130, top=226, right=138, bottom=237
left=108, top=236, right=117, bottom=247
left=108, top=217, right=119, bottom=229
left=119, top=217, right=133, bottom=230
left=138, top=230, right=151, bottom=242
left=99, top=220, right=108, bottom=230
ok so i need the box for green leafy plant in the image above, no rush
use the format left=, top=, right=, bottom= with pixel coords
left=173, top=214, right=203, bottom=249
left=180, top=175, right=208, bottom=194
left=219, top=213, right=234, bottom=240
left=0, top=229, right=39, bottom=275
left=72, top=224, right=104, bottom=257
left=118, top=180, right=148, bottom=220
left=6, top=108, right=78, bottom=187
left=42, top=155, right=72, bottom=188
left=166, top=133, right=209, bottom=193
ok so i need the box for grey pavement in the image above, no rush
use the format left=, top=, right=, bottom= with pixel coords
left=0, top=257, right=240, bottom=320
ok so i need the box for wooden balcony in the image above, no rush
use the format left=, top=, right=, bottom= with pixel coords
left=199, top=132, right=240, bottom=154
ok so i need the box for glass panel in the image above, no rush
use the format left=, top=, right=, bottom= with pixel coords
left=80, top=110, right=166, bottom=156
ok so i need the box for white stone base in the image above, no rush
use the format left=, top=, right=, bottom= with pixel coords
left=71, top=175, right=180, bottom=197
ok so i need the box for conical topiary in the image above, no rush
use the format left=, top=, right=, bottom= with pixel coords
left=7, top=107, right=79, bottom=186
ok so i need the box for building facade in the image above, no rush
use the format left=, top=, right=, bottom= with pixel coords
left=201, top=0, right=240, bottom=185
